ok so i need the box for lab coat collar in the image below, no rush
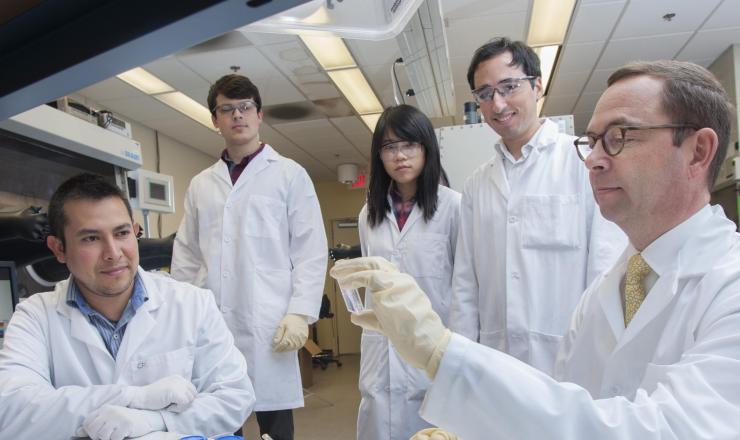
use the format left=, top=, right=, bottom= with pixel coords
left=485, top=152, right=510, bottom=200
left=599, top=204, right=734, bottom=348
left=384, top=191, right=423, bottom=239
left=212, top=143, right=279, bottom=189
left=55, top=268, right=164, bottom=372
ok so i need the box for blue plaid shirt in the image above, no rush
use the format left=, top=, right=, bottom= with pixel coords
left=66, top=274, right=148, bottom=359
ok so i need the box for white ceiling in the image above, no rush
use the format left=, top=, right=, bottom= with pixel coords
left=75, top=0, right=740, bottom=182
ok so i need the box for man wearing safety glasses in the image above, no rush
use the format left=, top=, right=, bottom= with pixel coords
left=449, top=38, right=625, bottom=376
left=171, top=74, right=328, bottom=440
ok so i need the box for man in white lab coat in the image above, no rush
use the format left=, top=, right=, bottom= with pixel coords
left=450, top=38, right=625, bottom=374
left=171, top=74, right=328, bottom=440
left=0, top=173, right=254, bottom=439
left=333, top=60, right=740, bottom=439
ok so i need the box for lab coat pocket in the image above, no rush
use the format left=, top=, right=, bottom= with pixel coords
left=406, top=233, right=449, bottom=278
left=521, top=195, right=582, bottom=249
left=359, top=332, right=389, bottom=396
left=129, top=346, right=195, bottom=385
left=244, top=195, right=286, bottom=239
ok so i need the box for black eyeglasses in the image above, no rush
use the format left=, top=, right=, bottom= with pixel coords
left=471, top=76, right=537, bottom=103
left=212, top=100, right=257, bottom=116
left=574, top=124, right=699, bottom=161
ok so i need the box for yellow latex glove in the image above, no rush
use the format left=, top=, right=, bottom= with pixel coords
left=330, top=256, right=451, bottom=378
left=410, top=427, right=462, bottom=440
left=272, top=313, right=309, bottom=352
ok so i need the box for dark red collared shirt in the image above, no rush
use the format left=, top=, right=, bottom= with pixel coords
left=221, top=143, right=265, bottom=185
left=389, top=186, right=416, bottom=231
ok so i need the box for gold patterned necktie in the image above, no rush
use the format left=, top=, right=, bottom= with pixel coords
left=624, top=253, right=651, bottom=326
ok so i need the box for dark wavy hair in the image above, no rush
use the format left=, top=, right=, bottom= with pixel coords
left=467, top=37, right=541, bottom=90
left=207, top=74, right=262, bottom=114
left=367, top=105, right=441, bottom=227
left=48, top=173, right=132, bottom=246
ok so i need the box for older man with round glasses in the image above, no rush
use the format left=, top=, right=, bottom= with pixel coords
left=335, top=58, right=740, bottom=440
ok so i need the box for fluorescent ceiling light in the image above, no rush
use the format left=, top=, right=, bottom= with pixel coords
left=155, top=92, right=214, bottom=130
left=534, top=45, right=559, bottom=94
left=328, top=68, right=383, bottom=115
left=301, top=34, right=356, bottom=70
left=527, top=0, right=576, bottom=46
left=117, top=67, right=174, bottom=95
left=361, top=113, right=382, bottom=132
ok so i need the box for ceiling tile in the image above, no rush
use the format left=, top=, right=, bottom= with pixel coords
left=596, top=33, right=692, bottom=70
left=556, top=42, right=604, bottom=75
left=611, top=0, right=721, bottom=39
left=442, top=0, right=529, bottom=19
left=330, top=116, right=372, bottom=159
left=583, top=68, right=614, bottom=94
left=703, top=0, right=740, bottom=29
left=77, top=77, right=142, bottom=102
left=542, top=94, right=578, bottom=116
left=677, top=27, right=740, bottom=63
left=567, top=2, right=626, bottom=44
left=548, top=72, right=591, bottom=97
left=272, top=119, right=354, bottom=154
left=573, top=91, right=603, bottom=116
left=143, top=56, right=210, bottom=91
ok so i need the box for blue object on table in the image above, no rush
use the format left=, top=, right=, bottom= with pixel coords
left=214, top=437, right=244, bottom=440
left=180, top=437, right=207, bottom=440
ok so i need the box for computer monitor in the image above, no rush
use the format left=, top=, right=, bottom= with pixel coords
left=0, top=261, right=19, bottom=327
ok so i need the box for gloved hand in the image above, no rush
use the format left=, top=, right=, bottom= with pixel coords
left=126, top=374, right=197, bottom=411
left=272, top=313, right=309, bottom=352
left=82, top=405, right=164, bottom=440
left=331, top=257, right=452, bottom=379
left=410, top=427, right=461, bottom=440
left=0, top=206, right=49, bottom=242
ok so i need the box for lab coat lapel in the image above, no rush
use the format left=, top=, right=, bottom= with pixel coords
left=616, top=272, right=678, bottom=350
left=597, top=259, right=628, bottom=342
left=115, top=272, right=162, bottom=374
left=486, top=152, right=510, bottom=200
left=398, top=203, right=422, bottom=241
left=55, top=281, right=115, bottom=376
left=231, top=144, right=274, bottom=192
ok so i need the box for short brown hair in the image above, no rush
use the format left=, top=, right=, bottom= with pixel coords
left=608, top=60, right=735, bottom=188
left=207, top=74, right=262, bottom=115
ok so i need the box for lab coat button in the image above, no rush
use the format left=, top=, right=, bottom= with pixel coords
left=508, top=216, right=518, bottom=223
left=224, top=236, right=231, bottom=243
left=610, top=386, right=620, bottom=395
left=511, top=272, right=520, bottom=279
left=222, top=271, right=229, bottom=278
left=137, top=361, right=145, bottom=369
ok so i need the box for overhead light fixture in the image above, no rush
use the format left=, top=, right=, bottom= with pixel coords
left=360, top=113, right=382, bottom=132
left=327, top=68, right=383, bottom=115
left=527, top=0, right=575, bottom=116
left=117, top=67, right=174, bottom=95
left=300, top=34, right=356, bottom=70
left=154, top=92, right=214, bottom=130
left=527, top=0, right=576, bottom=46
left=534, top=45, right=559, bottom=95
left=117, top=67, right=215, bottom=131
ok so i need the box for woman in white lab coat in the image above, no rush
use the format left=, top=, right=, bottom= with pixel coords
left=357, top=104, right=461, bottom=440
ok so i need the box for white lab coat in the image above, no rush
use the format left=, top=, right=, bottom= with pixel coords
left=0, top=268, right=254, bottom=438
left=421, top=205, right=740, bottom=439
left=357, top=185, right=461, bottom=440
left=171, top=144, right=328, bottom=411
left=449, top=119, right=625, bottom=374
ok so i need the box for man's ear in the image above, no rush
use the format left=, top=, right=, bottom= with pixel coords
left=133, top=222, right=142, bottom=238
left=47, top=235, right=66, bottom=264
left=688, top=127, right=719, bottom=180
